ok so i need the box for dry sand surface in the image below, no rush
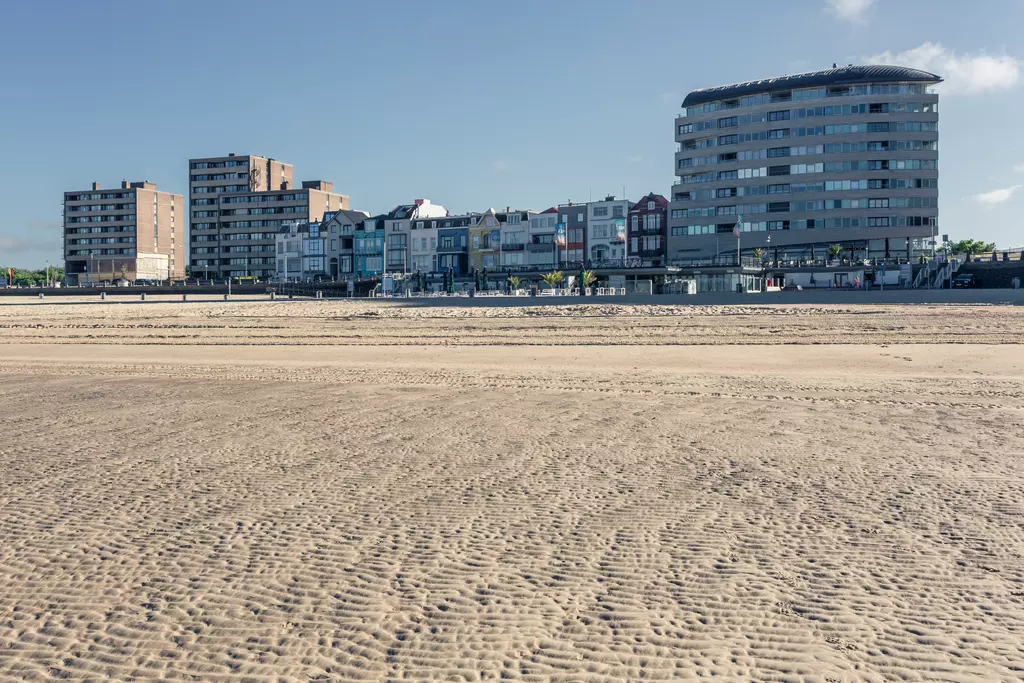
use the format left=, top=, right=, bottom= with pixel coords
left=1, top=300, right=1023, bottom=681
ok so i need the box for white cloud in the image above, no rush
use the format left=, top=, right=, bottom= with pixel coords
left=627, top=156, right=643, bottom=164
left=490, top=160, right=509, bottom=172
left=826, top=0, right=874, bottom=23
left=865, top=42, right=1021, bottom=95
left=1013, top=163, right=1024, bottom=173
left=974, top=185, right=1021, bottom=206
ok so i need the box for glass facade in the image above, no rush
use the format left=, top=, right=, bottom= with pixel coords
left=668, top=69, right=940, bottom=263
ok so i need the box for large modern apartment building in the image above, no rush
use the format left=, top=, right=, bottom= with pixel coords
left=668, top=65, right=941, bottom=263
left=63, top=180, right=183, bottom=285
left=188, top=153, right=349, bottom=279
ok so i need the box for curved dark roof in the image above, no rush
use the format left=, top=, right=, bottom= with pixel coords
left=682, top=65, right=942, bottom=108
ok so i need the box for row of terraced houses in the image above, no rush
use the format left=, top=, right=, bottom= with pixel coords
left=62, top=64, right=942, bottom=285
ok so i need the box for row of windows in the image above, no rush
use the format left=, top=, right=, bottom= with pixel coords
left=222, top=232, right=278, bottom=241
left=65, top=226, right=136, bottom=235
left=672, top=215, right=936, bottom=236
left=66, top=192, right=141, bottom=202
left=191, top=173, right=247, bottom=181
left=67, top=247, right=137, bottom=256
left=68, top=214, right=137, bottom=223
left=223, top=245, right=276, bottom=253
left=220, top=193, right=309, bottom=204
left=681, top=145, right=937, bottom=169
left=223, top=206, right=307, bottom=216
left=190, top=160, right=249, bottom=169
left=673, top=178, right=939, bottom=207
left=678, top=158, right=939, bottom=184
left=683, top=83, right=931, bottom=116
left=673, top=196, right=936, bottom=217
left=67, top=203, right=136, bottom=212
left=681, top=101, right=937, bottom=134
left=68, top=237, right=136, bottom=245
left=193, top=184, right=249, bottom=194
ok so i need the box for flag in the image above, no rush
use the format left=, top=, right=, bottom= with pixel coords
left=555, top=223, right=567, bottom=248
left=615, top=219, right=626, bottom=242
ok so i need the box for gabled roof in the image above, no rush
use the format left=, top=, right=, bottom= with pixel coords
left=682, top=64, right=942, bottom=108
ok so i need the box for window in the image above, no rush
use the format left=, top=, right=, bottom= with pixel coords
left=767, top=147, right=791, bottom=158
left=768, top=202, right=789, bottom=213
left=472, top=234, right=479, bottom=249
left=768, top=184, right=790, bottom=194
left=768, top=165, right=791, bottom=176
left=768, top=129, right=789, bottom=140
left=868, top=198, right=889, bottom=208
left=718, top=116, right=739, bottom=128
left=647, top=201, right=655, bottom=210
left=716, top=206, right=737, bottom=216
left=593, top=207, right=608, bottom=217
left=679, top=123, right=693, bottom=134
left=577, top=212, right=584, bottom=222
left=867, top=122, right=890, bottom=133
left=716, top=187, right=737, bottom=198
left=768, top=110, right=791, bottom=121
left=718, top=134, right=739, bottom=145
left=612, top=206, right=623, bottom=218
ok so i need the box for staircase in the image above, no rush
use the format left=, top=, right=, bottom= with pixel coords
left=913, top=259, right=959, bottom=289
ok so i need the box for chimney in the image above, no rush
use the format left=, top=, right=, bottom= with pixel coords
left=228, top=152, right=236, bottom=157
left=414, top=199, right=425, bottom=206
left=91, top=181, right=100, bottom=191
left=506, top=206, right=510, bottom=212
left=122, top=180, right=130, bottom=189
left=281, top=179, right=289, bottom=190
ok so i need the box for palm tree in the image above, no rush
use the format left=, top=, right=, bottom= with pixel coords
left=507, top=275, right=521, bottom=291
left=752, top=248, right=765, bottom=263
left=581, top=270, right=597, bottom=288
left=827, top=244, right=843, bottom=264
left=540, top=271, right=564, bottom=290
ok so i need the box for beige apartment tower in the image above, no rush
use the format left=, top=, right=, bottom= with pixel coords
left=188, top=153, right=349, bottom=279
left=63, top=180, right=184, bottom=285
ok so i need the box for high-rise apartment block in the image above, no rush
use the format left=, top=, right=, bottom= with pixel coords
left=188, top=153, right=349, bottom=279
left=63, top=180, right=183, bottom=285
left=669, top=65, right=941, bottom=263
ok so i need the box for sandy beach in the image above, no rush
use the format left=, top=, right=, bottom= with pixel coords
left=1, top=300, right=1022, bottom=681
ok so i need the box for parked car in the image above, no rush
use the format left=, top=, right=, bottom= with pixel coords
left=951, top=273, right=977, bottom=288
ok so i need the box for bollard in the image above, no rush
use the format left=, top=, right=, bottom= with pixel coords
left=270, top=292, right=276, bottom=301
left=101, top=292, right=106, bottom=301
left=141, top=293, right=146, bottom=301
left=224, top=294, right=229, bottom=301
left=183, top=294, right=188, bottom=302
left=316, top=291, right=323, bottom=299
left=39, top=293, right=44, bottom=299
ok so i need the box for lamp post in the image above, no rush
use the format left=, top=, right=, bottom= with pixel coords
left=733, top=214, right=743, bottom=267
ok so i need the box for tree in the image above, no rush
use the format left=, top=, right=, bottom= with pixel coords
left=507, top=275, right=521, bottom=291
left=580, top=270, right=598, bottom=287
left=949, top=239, right=996, bottom=255
left=827, top=244, right=843, bottom=261
left=752, top=248, right=765, bottom=263
left=540, top=270, right=564, bottom=289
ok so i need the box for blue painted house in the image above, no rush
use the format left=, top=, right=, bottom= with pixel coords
left=354, top=216, right=385, bottom=276
left=436, top=215, right=472, bottom=276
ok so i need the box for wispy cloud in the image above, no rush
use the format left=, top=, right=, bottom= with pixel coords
left=974, top=185, right=1021, bottom=206
left=865, top=42, right=1021, bottom=95
left=1013, top=163, right=1024, bottom=173
left=627, top=156, right=643, bottom=164
left=490, top=160, right=509, bottom=172
left=826, top=0, right=874, bottom=24
left=0, top=220, right=61, bottom=255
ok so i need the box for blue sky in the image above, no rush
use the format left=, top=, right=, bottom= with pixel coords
left=1, top=0, right=1022, bottom=267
